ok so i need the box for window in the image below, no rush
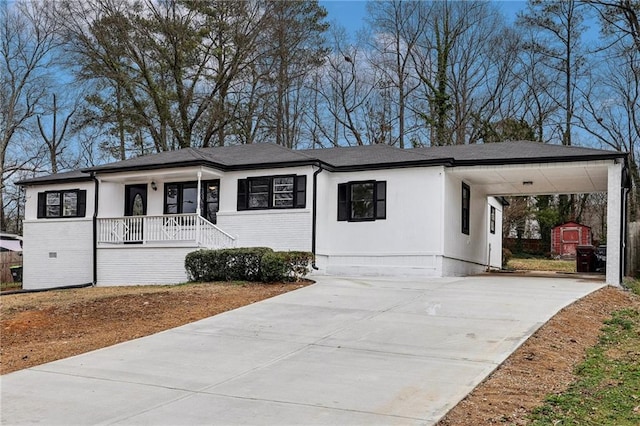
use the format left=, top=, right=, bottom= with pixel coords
left=237, top=175, right=306, bottom=210
left=37, top=190, right=87, bottom=218
left=462, top=182, right=470, bottom=235
left=490, top=206, right=496, bottom=234
left=164, top=180, right=219, bottom=223
left=337, top=181, right=386, bottom=222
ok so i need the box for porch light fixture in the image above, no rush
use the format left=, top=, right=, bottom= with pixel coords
left=522, top=181, right=533, bottom=186
left=151, top=181, right=158, bottom=191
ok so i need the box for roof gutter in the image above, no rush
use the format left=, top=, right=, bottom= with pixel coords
left=451, top=153, right=626, bottom=167
left=311, top=162, right=324, bottom=270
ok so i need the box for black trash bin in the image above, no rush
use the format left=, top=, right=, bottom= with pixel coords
left=576, top=245, right=596, bottom=273
left=10, top=265, right=23, bottom=283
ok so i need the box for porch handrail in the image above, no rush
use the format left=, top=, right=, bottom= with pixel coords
left=196, top=215, right=236, bottom=248
left=97, top=214, right=236, bottom=248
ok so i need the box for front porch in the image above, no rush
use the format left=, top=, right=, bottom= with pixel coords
left=97, top=214, right=236, bottom=248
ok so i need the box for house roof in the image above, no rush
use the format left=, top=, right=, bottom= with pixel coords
left=298, top=144, right=449, bottom=169
left=85, top=143, right=315, bottom=173
left=15, top=170, right=92, bottom=185
left=411, top=141, right=623, bottom=165
left=17, top=141, right=626, bottom=185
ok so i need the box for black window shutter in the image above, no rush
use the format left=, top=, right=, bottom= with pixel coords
left=37, top=192, right=47, bottom=218
left=337, top=183, right=348, bottom=221
left=295, top=175, right=306, bottom=208
left=77, top=190, right=87, bottom=217
left=237, top=179, right=248, bottom=211
left=376, top=181, right=386, bottom=219
left=462, top=183, right=470, bottom=235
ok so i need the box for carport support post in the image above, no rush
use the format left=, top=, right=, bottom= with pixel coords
left=606, top=161, right=623, bottom=286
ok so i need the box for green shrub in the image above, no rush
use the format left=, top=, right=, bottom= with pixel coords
left=260, top=252, right=289, bottom=283
left=185, top=248, right=313, bottom=283
left=185, top=247, right=273, bottom=282
left=260, top=251, right=314, bottom=283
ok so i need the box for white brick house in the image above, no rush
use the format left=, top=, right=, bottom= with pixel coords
left=18, top=141, right=629, bottom=288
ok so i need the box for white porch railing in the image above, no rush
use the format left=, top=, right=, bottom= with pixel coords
left=97, top=214, right=236, bottom=248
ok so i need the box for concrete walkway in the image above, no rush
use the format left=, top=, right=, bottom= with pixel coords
left=1, top=275, right=604, bottom=425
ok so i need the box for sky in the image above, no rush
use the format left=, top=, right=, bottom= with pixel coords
left=319, top=0, right=528, bottom=35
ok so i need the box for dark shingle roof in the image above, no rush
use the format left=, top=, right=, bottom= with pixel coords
left=15, top=170, right=92, bottom=185
left=17, top=141, right=625, bottom=185
left=412, top=141, right=622, bottom=165
left=298, top=144, right=446, bottom=168
left=87, top=143, right=314, bottom=173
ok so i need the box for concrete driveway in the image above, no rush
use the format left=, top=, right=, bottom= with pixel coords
left=1, top=275, right=604, bottom=425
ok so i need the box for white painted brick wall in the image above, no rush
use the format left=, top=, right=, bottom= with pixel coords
left=97, top=246, right=195, bottom=286
left=22, top=219, right=93, bottom=289
left=217, top=209, right=312, bottom=251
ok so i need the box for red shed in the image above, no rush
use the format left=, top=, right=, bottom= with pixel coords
left=551, top=221, right=592, bottom=257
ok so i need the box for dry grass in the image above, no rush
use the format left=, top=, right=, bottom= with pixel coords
left=508, top=257, right=576, bottom=273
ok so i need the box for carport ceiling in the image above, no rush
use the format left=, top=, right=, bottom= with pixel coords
left=449, top=160, right=610, bottom=196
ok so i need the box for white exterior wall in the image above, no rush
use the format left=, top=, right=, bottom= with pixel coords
left=606, top=161, right=623, bottom=285
left=487, top=197, right=504, bottom=269
left=217, top=166, right=313, bottom=251
left=97, top=246, right=194, bottom=286
left=314, top=166, right=446, bottom=276
left=98, top=180, right=126, bottom=216
left=441, top=173, right=491, bottom=276
left=22, top=181, right=95, bottom=289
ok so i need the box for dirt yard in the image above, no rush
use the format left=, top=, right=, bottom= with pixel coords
left=0, top=282, right=307, bottom=375
left=1, top=280, right=638, bottom=425
left=437, top=285, right=640, bottom=425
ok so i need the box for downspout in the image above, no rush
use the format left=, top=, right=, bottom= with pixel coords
left=91, top=172, right=99, bottom=286
left=311, top=162, right=324, bottom=270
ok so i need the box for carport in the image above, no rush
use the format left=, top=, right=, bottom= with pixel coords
left=447, top=153, right=629, bottom=285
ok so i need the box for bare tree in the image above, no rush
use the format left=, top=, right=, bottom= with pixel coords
left=408, top=1, right=515, bottom=146
left=446, top=3, right=520, bottom=144
left=518, top=0, right=589, bottom=147
left=36, top=94, right=78, bottom=173
left=310, top=24, right=377, bottom=146
left=260, top=0, right=329, bottom=148
left=584, top=0, right=640, bottom=56
left=57, top=0, right=268, bottom=151
left=366, top=0, right=424, bottom=148
left=579, top=47, right=639, bottom=218
left=1, top=0, right=62, bottom=231
left=509, top=30, right=561, bottom=143
left=409, top=0, right=458, bottom=146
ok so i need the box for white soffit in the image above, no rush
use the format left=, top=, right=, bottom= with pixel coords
left=97, top=166, right=223, bottom=183
left=449, top=160, right=611, bottom=196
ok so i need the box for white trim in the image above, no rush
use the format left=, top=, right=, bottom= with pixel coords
left=196, top=170, right=202, bottom=216
left=23, top=218, right=92, bottom=224
left=316, top=251, right=441, bottom=257
left=218, top=209, right=311, bottom=217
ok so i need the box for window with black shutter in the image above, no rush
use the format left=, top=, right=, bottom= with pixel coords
left=237, top=175, right=307, bottom=211
left=337, top=180, right=387, bottom=222
left=37, top=189, right=87, bottom=218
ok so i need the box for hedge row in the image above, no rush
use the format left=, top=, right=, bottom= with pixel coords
left=185, top=247, right=313, bottom=283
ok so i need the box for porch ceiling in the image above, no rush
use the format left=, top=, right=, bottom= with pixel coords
left=449, top=160, right=611, bottom=196
left=97, top=166, right=223, bottom=183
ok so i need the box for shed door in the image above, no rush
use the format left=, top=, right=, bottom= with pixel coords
left=561, top=227, right=580, bottom=256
